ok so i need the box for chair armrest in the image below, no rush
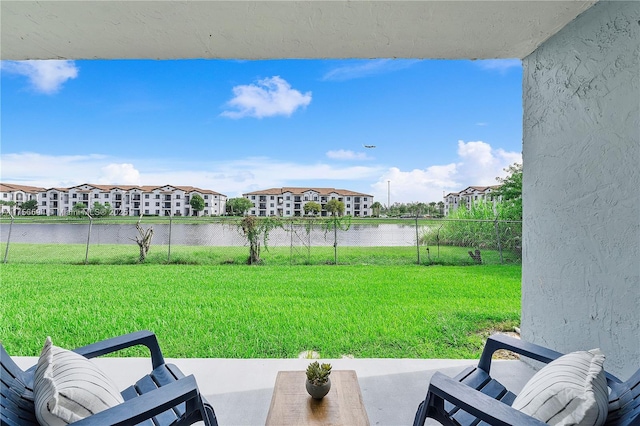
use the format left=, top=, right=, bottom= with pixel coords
left=427, top=372, right=547, bottom=426
left=72, top=330, right=165, bottom=369
left=73, top=375, right=203, bottom=426
left=478, top=333, right=563, bottom=373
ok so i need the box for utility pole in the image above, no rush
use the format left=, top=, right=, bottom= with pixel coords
left=387, top=180, right=391, bottom=212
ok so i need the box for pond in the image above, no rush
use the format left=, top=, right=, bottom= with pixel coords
left=1, top=223, right=427, bottom=247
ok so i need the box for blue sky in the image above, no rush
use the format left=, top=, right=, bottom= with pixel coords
left=1, top=59, right=522, bottom=204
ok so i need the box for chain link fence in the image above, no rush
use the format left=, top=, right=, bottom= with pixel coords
left=0, top=215, right=522, bottom=266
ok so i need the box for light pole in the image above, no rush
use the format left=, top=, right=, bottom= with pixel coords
left=387, top=180, right=390, bottom=213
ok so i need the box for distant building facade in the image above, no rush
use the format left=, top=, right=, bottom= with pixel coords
left=0, top=183, right=44, bottom=215
left=0, top=183, right=227, bottom=217
left=443, top=185, right=501, bottom=215
left=243, top=187, right=374, bottom=217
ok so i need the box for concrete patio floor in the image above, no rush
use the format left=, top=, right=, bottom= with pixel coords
left=13, top=356, right=536, bottom=425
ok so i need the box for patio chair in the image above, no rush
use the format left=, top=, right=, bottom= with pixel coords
left=413, top=333, right=640, bottom=426
left=1, top=330, right=218, bottom=426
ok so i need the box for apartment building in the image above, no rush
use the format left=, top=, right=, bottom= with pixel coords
left=443, top=185, right=500, bottom=215
left=1, top=183, right=227, bottom=217
left=243, top=187, right=374, bottom=217
left=0, top=183, right=44, bottom=214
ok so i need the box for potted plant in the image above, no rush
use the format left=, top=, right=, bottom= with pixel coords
left=305, top=361, right=332, bottom=399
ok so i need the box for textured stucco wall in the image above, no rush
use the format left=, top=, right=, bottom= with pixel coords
left=522, top=1, right=639, bottom=379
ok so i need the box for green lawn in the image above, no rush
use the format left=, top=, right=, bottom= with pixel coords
left=0, top=264, right=521, bottom=359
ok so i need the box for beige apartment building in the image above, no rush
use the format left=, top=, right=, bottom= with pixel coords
left=1, top=183, right=227, bottom=217
left=0, top=183, right=43, bottom=215
left=443, top=185, right=501, bottom=216
left=243, top=187, right=374, bottom=217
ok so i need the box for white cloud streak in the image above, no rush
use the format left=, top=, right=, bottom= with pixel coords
left=322, top=59, right=420, bottom=81
left=1, top=60, right=78, bottom=94
left=474, top=59, right=522, bottom=73
left=220, top=76, right=311, bottom=119
left=326, top=150, right=371, bottom=161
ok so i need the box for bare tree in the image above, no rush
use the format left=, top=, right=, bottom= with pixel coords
left=131, top=218, right=154, bottom=262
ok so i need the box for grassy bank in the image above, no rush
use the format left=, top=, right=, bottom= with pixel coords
left=0, top=264, right=521, bottom=359
left=1, top=243, right=521, bottom=266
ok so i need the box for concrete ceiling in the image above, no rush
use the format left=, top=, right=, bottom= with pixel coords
left=1, top=1, right=597, bottom=61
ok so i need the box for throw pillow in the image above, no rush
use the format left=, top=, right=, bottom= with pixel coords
left=33, top=337, right=124, bottom=426
left=512, top=348, right=609, bottom=426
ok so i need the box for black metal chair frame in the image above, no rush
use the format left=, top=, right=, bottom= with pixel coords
left=414, top=333, right=640, bottom=426
left=1, top=330, right=218, bottom=426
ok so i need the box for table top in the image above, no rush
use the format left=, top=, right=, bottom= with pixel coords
left=265, top=370, right=370, bottom=426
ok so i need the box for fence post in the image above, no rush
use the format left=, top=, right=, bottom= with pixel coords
left=84, top=211, right=93, bottom=265
left=289, top=220, right=294, bottom=265
left=333, top=216, right=338, bottom=265
left=167, top=213, right=173, bottom=263
left=494, top=218, right=504, bottom=264
left=3, top=213, right=14, bottom=263
left=415, top=212, right=421, bottom=265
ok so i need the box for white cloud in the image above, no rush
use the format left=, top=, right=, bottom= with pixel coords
left=2, top=141, right=520, bottom=205
left=1, top=60, right=78, bottom=94
left=369, top=140, right=521, bottom=205
left=220, top=76, right=311, bottom=119
left=474, top=59, right=521, bottom=73
left=326, top=150, right=371, bottom=161
left=0, top=152, right=384, bottom=199
left=322, top=59, right=420, bottom=81
left=98, top=163, right=141, bottom=185
left=0, top=152, right=108, bottom=188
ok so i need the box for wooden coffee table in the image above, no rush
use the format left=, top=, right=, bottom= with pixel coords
left=265, top=370, right=370, bottom=426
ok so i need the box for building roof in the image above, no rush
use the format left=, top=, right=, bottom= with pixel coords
left=46, top=183, right=226, bottom=196
left=0, top=183, right=45, bottom=193
left=243, top=187, right=373, bottom=197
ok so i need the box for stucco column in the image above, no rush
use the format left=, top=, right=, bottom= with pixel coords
left=522, top=1, right=639, bottom=379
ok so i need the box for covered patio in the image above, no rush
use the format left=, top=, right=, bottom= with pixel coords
left=12, top=354, right=534, bottom=424
left=2, top=0, right=638, bottom=423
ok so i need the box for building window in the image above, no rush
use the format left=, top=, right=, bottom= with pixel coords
left=42, top=201, right=47, bottom=206
left=155, top=210, right=160, bottom=215
left=270, top=203, right=274, bottom=207
left=104, top=194, right=109, bottom=198
left=176, top=202, right=180, bottom=206
left=251, top=196, right=255, bottom=200
left=304, top=196, right=308, bottom=201
left=251, top=210, right=256, bottom=215
left=145, top=210, right=149, bottom=214
left=145, top=202, right=149, bottom=206
left=176, top=195, right=181, bottom=199
left=94, top=194, right=99, bottom=198
left=155, top=194, right=160, bottom=199
left=270, top=196, right=274, bottom=200
left=156, top=202, right=160, bottom=206
left=72, top=194, right=77, bottom=198
left=204, top=195, right=209, bottom=199
left=286, top=196, right=290, bottom=200
left=286, top=210, right=290, bottom=215
left=145, top=194, right=149, bottom=199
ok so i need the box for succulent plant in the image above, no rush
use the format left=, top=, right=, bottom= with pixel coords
left=305, top=361, right=332, bottom=386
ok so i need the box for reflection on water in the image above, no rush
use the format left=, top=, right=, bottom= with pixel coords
left=1, top=223, right=427, bottom=247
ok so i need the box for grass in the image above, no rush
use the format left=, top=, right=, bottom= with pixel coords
left=1, top=243, right=522, bottom=266
left=0, top=263, right=521, bottom=359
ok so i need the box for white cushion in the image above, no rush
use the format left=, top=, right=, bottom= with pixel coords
left=33, top=337, right=124, bottom=426
left=512, top=348, right=609, bottom=426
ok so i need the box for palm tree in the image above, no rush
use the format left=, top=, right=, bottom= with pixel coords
left=371, top=201, right=382, bottom=217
